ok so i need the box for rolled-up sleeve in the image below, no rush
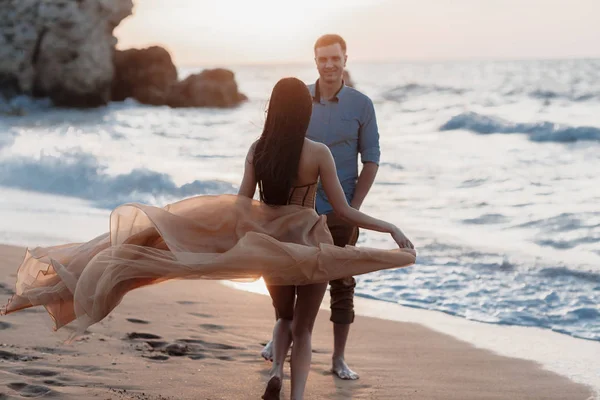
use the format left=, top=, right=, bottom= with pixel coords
left=358, top=98, right=380, bottom=165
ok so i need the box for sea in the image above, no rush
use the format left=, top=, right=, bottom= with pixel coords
left=1, top=59, right=599, bottom=357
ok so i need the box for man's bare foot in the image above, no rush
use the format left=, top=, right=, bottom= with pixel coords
left=261, top=340, right=274, bottom=362
left=261, top=376, right=282, bottom=400
left=331, top=357, right=359, bottom=380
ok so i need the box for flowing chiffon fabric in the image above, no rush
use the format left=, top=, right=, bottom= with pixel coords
left=1, top=194, right=416, bottom=334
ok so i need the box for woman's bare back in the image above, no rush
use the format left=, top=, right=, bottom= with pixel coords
left=292, top=139, right=324, bottom=187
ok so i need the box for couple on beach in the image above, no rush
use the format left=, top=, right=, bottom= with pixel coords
left=1, top=34, right=416, bottom=400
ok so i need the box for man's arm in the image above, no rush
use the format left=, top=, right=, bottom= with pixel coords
left=350, top=162, right=378, bottom=210
left=352, top=97, right=380, bottom=210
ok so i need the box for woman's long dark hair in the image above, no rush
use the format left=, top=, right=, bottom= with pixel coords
left=254, top=77, right=313, bottom=206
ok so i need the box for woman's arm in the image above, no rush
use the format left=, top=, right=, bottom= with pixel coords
left=317, top=144, right=413, bottom=248
left=238, top=143, right=257, bottom=198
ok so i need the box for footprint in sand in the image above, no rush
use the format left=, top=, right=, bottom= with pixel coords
left=15, top=368, right=59, bottom=378
left=144, top=340, right=168, bottom=349
left=188, top=312, right=214, bottom=318
left=129, top=333, right=241, bottom=363
left=7, top=382, right=57, bottom=398
left=0, top=350, right=40, bottom=362
left=176, top=338, right=242, bottom=350
left=0, top=283, right=14, bottom=295
left=0, top=349, right=19, bottom=361
left=137, top=340, right=209, bottom=360
left=125, top=332, right=162, bottom=340
left=199, top=323, right=224, bottom=331
left=60, top=365, right=114, bottom=374
left=155, top=342, right=203, bottom=358
left=32, top=347, right=75, bottom=356
left=42, top=379, right=67, bottom=387
left=126, top=318, right=150, bottom=325
left=142, top=354, right=170, bottom=361
left=176, top=301, right=200, bottom=305
left=165, top=343, right=188, bottom=356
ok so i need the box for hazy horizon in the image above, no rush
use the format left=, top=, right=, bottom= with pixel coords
left=115, top=0, right=600, bottom=67
left=172, top=55, right=600, bottom=69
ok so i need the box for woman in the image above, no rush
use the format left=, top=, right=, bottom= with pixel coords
left=238, top=77, right=413, bottom=400
left=1, top=79, right=415, bottom=399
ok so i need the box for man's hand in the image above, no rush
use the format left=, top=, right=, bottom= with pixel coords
left=350, top=162, right=378, bottom=211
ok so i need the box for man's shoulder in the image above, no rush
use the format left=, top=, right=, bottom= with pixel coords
left=341, top=85, right=374, bottom=107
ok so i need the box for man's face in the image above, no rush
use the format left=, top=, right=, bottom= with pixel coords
left=314, top=43, right=347, bottom=84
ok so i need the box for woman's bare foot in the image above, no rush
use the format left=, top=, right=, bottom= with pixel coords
left=261, top=340, right=274, bottom=361
left=331, top=357, right=359, bottom=380
left=262, top=376, right=282, bottom=400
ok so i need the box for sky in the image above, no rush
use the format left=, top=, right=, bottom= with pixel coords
left=114, top=0, right=600, bottom=66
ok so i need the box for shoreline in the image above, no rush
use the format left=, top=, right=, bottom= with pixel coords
left=0, top=244, right=596, bottom=399
left=226, top=279, right=600, bottom=397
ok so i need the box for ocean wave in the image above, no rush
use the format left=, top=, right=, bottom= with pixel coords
left=382, top=83, right=467, bottom=102
left=0, top=131, right=16, bottom=149
left=516, top=212, right=586, bottom=232
left=0, top=151, right=236, bottom=209
left=565, top=307, right=600, bottom=320
left=535, top=236, right=600, bottom=250
left=0, top=95, right=53, bottom=116
left=462, top=213, right=509, bottom=225
left=354, top=290, right=599, bottom=341
left=379, top=162, right=404, bottom=170
left=440, top=112, right=600, bottom=143
left=355, top=235, right=600, bottom=342
left=528, top=89, right=600, bottom=102
left=512, top=212, right=600, bottom=250
left=539, top=267, right=600, bottom=283
left=356, top=262, right=600, bottom=341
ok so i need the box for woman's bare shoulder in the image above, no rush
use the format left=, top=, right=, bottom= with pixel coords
left=303, top=138, right=329, bottom=154
left=246, top=140, right=259, bottom=163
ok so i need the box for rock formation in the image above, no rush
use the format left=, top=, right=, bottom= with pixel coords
left=111, top=47, right=247, bottom=108
left=0, top=0, right=133, bottom=107
left=111, top=46, right=178, bottom=106
left=166, top=68, right=248, bottom=108
left=0, top=1, right=247, bottom=109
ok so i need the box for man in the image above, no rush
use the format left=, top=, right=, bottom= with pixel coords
left=262, top=34, right=380, bottom=380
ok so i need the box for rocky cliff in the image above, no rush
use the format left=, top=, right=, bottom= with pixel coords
left=1, top=1, right=247, bottom=109
left=0, top=0, right=133, bottom=107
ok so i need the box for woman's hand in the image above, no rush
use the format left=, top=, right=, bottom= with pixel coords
left=391, top=227, right=414, bottom=249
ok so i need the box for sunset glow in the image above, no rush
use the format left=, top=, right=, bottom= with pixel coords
left=115, top=0, right=375, bottom=65
left=115, top=0, right=600, bottom=66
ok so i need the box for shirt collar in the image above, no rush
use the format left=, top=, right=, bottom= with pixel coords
left=313, top=79, right=347, bottom=103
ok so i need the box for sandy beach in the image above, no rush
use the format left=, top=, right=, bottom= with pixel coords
left=0, top=244, right=593, bottom=400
